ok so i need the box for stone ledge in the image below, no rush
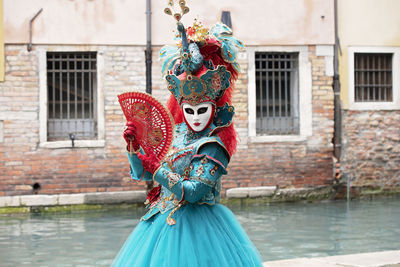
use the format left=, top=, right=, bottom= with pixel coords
left=276, top=188, right=313, bottom=197
left=226, top=186, right=277, bottom=198
left=84, top=191, right=146, bottom=204
left=0, top=191, right=147, bottom=207
left=58, top=193, right=86, bottom=205
left=226, top=186, right=334, bottom=202
left=39, top=140, right=105, bottom=148
left=0, top=196, right=20, bottom=207
left=20, top=195, right=58, bottom=206
left=274, top=186, right=334, bottom=201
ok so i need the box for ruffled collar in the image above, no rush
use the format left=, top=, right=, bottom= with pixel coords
left=185, top=124, right=215, bottom=144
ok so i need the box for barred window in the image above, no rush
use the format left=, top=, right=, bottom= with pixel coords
left=354, top=53, right=392, bottom=102
left=47, top=52, right=97, bottom=140
left=255, top=52, right=299, bottom=135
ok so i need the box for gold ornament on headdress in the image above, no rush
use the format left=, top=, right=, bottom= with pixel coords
left=164, top=0, right=190, bottom=22
left=186, top=19, right=209, bottom=43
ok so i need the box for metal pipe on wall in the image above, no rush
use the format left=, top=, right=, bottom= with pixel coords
left=27, top=8, right=43, bottom=52
left=333, top=0, right=342, bottom=161
left=145, top=0, right=152, bottom=94
left=145, top=0, right=154, bottom=191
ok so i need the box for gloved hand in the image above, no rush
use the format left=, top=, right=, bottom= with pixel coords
left=137, top=149, right=161, bottom=174
left=123, top=121, right=140, bottom=152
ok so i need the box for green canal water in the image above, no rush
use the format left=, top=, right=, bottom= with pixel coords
left=0, top=197, right=399, bottom=266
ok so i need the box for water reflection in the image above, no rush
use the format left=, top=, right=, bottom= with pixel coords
left=0, top=209, right=145, bottom=266
left=232, top=197, right=400, bottom=261
left=0, top=197, right=399, bottom=266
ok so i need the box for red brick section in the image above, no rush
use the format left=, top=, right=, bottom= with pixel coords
left=0, top=46, right=149, bottom=196
left=0, top=45, right=335, bottom=197
left=341, top=110, right=400, bottom=193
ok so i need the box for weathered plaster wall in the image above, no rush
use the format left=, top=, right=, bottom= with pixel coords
left=338, top=0, right=400, bottom=108
left=4, top=0, right=334, bottom=46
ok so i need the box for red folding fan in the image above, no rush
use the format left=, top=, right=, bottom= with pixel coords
left=118, top=92, right=174, bottom=160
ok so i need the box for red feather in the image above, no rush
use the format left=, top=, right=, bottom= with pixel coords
left=167, top=95, right=183, bottom=124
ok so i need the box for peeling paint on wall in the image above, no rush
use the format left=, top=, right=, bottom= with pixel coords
left=3, top=0, right=334, bottom=46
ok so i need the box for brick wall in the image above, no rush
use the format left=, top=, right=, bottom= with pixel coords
left=0, top=45, right=154, bottom=196
left=0, top=44, right=335, bottom=196
left=226, top=46, right=334, bottom=191
left=341, top=110, right=400, bottom=192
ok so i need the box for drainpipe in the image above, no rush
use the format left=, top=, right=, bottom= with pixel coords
left=145, top=0, right=152, bottom=94
left=27, top=8, right=43, bottom=52
left=333, top=0, right=342, bottom=162
left=145, top=0, right=153, bottom=191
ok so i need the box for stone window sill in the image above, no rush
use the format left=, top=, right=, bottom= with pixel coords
left=40, top=140, right=105, bottom=149
left=348, top=102, right=400, bottom=111
left=249, top=135, right=307, bottom=143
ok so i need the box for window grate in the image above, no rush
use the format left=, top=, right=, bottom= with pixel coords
left=354, top=53, right=392, bottom=102
left=255, top=52, right=299, bottom=135
left=47, top=52, right=97, bottom=140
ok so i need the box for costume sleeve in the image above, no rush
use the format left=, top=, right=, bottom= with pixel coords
left=153, top=143, right=229, bottom=203
left=126, top=148, right=153, bottom=182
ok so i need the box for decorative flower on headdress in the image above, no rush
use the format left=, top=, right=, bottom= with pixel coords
left=186, top=19, right=209, bottom=43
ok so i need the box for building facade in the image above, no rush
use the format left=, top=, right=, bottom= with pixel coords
left=0, top=0, right=336, bottom=196
left=338, top=0, right=400, bottom=194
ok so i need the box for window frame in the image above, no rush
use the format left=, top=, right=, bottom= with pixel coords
left=254, top=51, right=300, bottom=135
left=39, top=48, right=105, bottom=148
left=348, top=46, right=400, bottom=110
left=247, top=46, right=312, bottom=143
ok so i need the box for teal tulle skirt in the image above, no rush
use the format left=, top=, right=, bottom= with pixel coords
left=111, top=203, right=263, bottom=267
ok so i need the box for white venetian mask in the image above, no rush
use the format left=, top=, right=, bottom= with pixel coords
left=182, top=102, right=214, bottom=132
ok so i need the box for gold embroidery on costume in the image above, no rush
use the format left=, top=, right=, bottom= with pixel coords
left=190, top=176, right=215, bottom=187
left=162, top=170, right=181, bottom=190
left=166, top=201, right=187, bottom=226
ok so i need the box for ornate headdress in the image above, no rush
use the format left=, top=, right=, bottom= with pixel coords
left=161, top=0, right=244, bottom=155
left=166, top=65, right=231, bottom=105
left=161, top=0, right=244, bottom=106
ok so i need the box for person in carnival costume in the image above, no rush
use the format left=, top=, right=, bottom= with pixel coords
left=112, top=1, right=263, bottom=266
